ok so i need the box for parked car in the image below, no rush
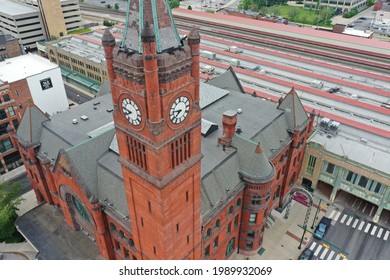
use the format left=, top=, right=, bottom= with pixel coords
left=298, top=248, right=314, bottom=260
left=314, top=217, right=331, bottom=239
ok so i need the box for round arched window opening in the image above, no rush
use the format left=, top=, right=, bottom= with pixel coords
left=71, top=196, right=91, bottom=223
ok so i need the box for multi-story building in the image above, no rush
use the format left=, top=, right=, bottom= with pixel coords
left=299, top=118, right=390, bottom=223
left=304, top=0, right=368, bottom=13
left=42, top=26, right=124, bottom=91
left=0, top=0, right=82, bottom=50
left=0, top=53, right=69, bottom=116
left=11, top=1, right=313, bottom=260
left=0, top=0, right=46, bottom=50
left=0, top=82, right=22, bottom=176
left=0, top=31, right=22, bottom=61
left=17, top=0, right=82, bottom=36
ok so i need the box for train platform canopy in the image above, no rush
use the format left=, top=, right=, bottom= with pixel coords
left=172, top=8, right=390, bottom=55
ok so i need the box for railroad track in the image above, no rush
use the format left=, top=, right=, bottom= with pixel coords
left=175, top=18, right=390, bottom=75
left=80, top=4, right=390, bottom=74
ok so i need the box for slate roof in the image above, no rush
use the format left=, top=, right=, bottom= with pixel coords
left=277, top=88, right=309, bottom=131
left=16, top=69, right=308, bottom=224
left=232, top=135, right=274, bottom=181
left=206, top=66, right=244, bottom=93
left=16, top=105, right=49, bottom=146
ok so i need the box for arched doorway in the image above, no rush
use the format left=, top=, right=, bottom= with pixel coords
left=60, top=185, right=96, bottom=241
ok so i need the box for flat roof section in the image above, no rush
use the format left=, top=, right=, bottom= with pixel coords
left=309, top=123, right=390, bottom=176
left=0, top=0, right=39, bottom=16
left=0, top=53, right=58, bottom=83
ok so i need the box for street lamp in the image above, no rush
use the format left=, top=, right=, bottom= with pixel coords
left=311, top=198, right=322, bottom=229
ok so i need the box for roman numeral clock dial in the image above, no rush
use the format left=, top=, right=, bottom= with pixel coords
left=170, top=96, right=190, bottom=124
left=121, top=98, right=142, bottom=126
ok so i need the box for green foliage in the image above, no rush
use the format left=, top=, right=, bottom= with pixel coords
left=239, top=0, right=288, bottom=10
left=288, top=7, right=300, bottom=22
left=106, top=4, right=111, bottom=9
left=114, top=3, right=119, bottom=10
left=188, top=5, right=192, bottom=10
left=103, top=19, right=115, bottom=27
left=0, top=181, right=24, bottom=242
left=169, top=0, right=180, bottom=8
left=205, top=8, right=215, bottom=14
left=67, top=28, right=92, bottom=35
left=343, top=8, right=358, bottom=18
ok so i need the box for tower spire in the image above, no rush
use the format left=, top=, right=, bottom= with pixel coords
left=122, top=0, right=182, bottom=53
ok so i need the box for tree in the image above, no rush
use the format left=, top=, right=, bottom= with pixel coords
left=169, top=0, right=180, bottom=8
left=114, top=3, right=119, bottom=10
left=0, top=181, right=24, bottom=242
left=288, top=7, right=300, bottom=22
left=106, top=4, right=111, bottom=9
left=188, top=5, right=192, bottom=10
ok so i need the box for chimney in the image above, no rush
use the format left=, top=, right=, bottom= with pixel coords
left=218, top=110, right=237, bottom=147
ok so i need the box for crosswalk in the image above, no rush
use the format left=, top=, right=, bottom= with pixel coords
left=309, top=241, right=347, bottom=260
left=327, top=209, right=389, bottom=241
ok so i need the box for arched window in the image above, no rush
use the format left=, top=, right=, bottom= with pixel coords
left=119, top=230, right=125, bottom=238
left=129, top=238, right=135, bottom=247
left=236, top=198, right=241, bottom=207
left=215, top=219, right=221, bottom=228
left=71, top=196, right=90, bottom=223
left=228, top=206, right=234, bottom=215
left=205, top=228, right=211, bottom=238
left=225, top=237, right=235, bottom=256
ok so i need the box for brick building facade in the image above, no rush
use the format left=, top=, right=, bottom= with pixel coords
left=0, top=82, right=23, bottom=176
left=0, top=32, right=22, bottom=62
left=11, top=0, right=314, bottom=259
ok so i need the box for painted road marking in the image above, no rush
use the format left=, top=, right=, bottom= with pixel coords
left=352, top=219, right=359, bottom=228
left=320, top=248, right=329, bottom=259
left=327, top=251, right=335, bottom=260
left=310, top=242, right=317, bottom=251
left=314, top=245, right=322, bottom=257
left=334, top=211, right=341, bottom=222
left=335, top=254, right=341, bottom=260
left=370, top=225, right=377, bottom=235
left=328, top=210, right=336, bottom=220
left=340, top=214, right=347, bottom=224
left=346, top=216, right=353, bottom=226
left=358, top=221, right=365, bottom=231
left=377, top=228, right=383, bottom=238
left=384, top=231, right=389, bottom=241
left=364, top=223, right=371, bottom=233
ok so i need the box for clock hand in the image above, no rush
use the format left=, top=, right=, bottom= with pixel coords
left=174, top=109, right=182, bottom=117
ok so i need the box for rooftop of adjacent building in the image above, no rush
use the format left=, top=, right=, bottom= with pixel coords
left=308, top=118, right=390, bottom=176
left=0, top=31, right=18, bottom=44
left=48, top=28, right=123, bottom=65
left=0, top=53, right=58, bottom=83
left=0, top=0, right=39, bottom=16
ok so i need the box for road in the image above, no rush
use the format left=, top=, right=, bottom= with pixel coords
left=307, top=208, right=390, bottom=260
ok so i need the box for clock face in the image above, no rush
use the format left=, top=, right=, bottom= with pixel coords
left=121, top=98, right=142, bottom=126
left=169, top=96, right=190, bottom=124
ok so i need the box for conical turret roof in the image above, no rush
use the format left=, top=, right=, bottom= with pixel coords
left=121, top=0, right=182, bottom=53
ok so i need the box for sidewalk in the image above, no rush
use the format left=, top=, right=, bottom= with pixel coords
left=0, top=166, right=26, bottom=184
left=235, top=191, right=330, bottom=260
left=0, top=189, right=40, bottom=260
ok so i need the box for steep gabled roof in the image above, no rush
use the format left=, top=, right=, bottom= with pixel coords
left=16, top=105, right=49, bottom=146
left=277, top=87, right=309, bottom=131
left=206, top=66, right=245, bottom=93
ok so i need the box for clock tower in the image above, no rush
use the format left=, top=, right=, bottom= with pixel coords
left=102, top=0, right=202, bottom=259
